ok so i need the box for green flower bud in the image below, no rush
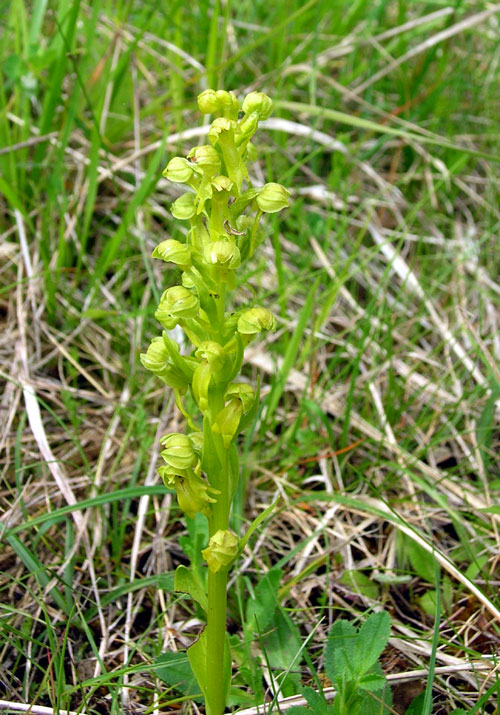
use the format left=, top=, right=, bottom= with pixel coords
left=196, top=341, right=226, bottom=372
left=229, top=188, right=260, bottom=218
left=241, top=91, right=273, bottom=120
left=238, top=112, right=259, bottom=141
left=140, top=337, right=195, bottom=392
left=158, top=466, right=218, bottom=518
left=188, top=431, right=204, bottom=455
left=211, top=175, right=234, bottom=193
left=175, top=472, right=218, bottom=519
left=187, top=145, right=221, bottom=177
left=181, top=272, right=195, bottom=289
left=160, top=433, right=198, bottom=471
left=158, top=464, right=177, bottom=488
left=216, top=90, right=239, bottom=117
left=152, top=239, right=192, bottom=269
left=140, top=336, right=169, bottom=375
left=235, top=215, right=253, bottom=233
left=192, top=360, right=212, bottom=413
left=245, top=142, right=258, bottom=162
left=155, top=286, right=200, bottom=329
left=194, top=178, right=213, bottom=214
left=199, top=89, right=239, bottom=118
left=208, top=117, right=235, bottom=146
left=225, top=382, right=255, bottom=413
left=197, top=89, right=219, bottom=114
left=237, top=307, right=276, bottom=335
left=171, top=192, right=196, bottom=220
left=163, top=156, right=195, bottom=184
left=167, top=367, right=193, bottom=392
left=204, top=240, right=241, bottom=269
left=202, top=529, right=239, bottom=573
left=256, top=182, right=290, bottom=213
left=212, top=398, right=243, bottom=448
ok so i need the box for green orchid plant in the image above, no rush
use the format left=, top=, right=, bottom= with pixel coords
left=141, top=88, right=289, bottom=714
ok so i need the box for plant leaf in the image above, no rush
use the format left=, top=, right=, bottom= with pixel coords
left=405, top=537, right=435, bottom=583
left=187, top=628, right=231, bottom=710
left=358, top=684, right=393, bottom=715
left=338, top=569, right=380, bottom=600
left=358, top=672, right=388, bottom=692
left=155, top=650, right=201, bottom=698
left=354, top=611, right=390, bottom=674
left=246, top=567, right=282, bottom=633
left=188, top=628, right=208, bottom=701
left=405, top=692, right=426, bottom=714
left=303, top=685, right=328, bottom=711
left=174, top=564, right=207, bottom=612
left=324, top=619, right=358, bottom=684
left=261, top=607, right=302, bottom=697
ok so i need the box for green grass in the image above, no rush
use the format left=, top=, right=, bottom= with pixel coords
left=1, top=1, right=500, bottom=713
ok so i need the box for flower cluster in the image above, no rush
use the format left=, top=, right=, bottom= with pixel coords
left=141, top=89, right=289, bottom=561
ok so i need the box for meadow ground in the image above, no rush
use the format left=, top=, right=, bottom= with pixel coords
left=1, top=1, right=500, bottom=713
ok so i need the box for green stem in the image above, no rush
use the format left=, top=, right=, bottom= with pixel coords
left=205, top=566, right=229, bottom=715
left=215, top=283, right=226, bottom=337
left=205, top=434, right=230, bottom=714
left=218, top=133, right=244, bottom=191
left=209, top=194, right=226, bottom=238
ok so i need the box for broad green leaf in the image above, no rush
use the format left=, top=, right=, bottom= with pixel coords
left=358, top=673, right=387, bottom=692
left=246, top=567, right=282, bottom=633
left=417, top=590, right=438, bottom=616
left=261, top=608, right=303, bottom=697
left=324, top=619, right=358, bottom=684
left=358, top=685, right=393, bottom=715
left=354, top=611, right=390, bottom=674
left=187, top=629, right=231, bottom=711
left=174, top=565, right=207, bottom=612
left=303, top=685, right=329, bottom=712
left=187, top=628, right=208, bottom=701
left=155, top=650, right=201, bottom=698
left=405, top=537, right=436, bottom=583
left=338, top=569, right=379, bottom=600
left=227, top=685, right=256, bottom=707
left=405, top=692, right=426, bottom=714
